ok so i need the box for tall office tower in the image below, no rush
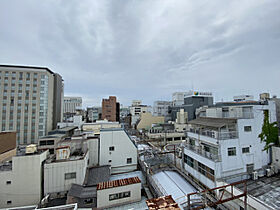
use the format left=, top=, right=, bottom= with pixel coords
left=0, top=65, right=64, bottom=145
left=102, top=96, right=120, bottom=122
left=63, top=96, right=82, bottom=119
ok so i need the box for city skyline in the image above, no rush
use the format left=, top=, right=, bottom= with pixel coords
left=0, top=1, right=279, bottom=107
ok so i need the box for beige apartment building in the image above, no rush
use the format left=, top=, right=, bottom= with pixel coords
left=0, top=65, right=64, bottom=145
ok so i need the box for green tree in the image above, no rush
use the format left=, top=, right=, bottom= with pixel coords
left=258, top=110, right=279, bottom=152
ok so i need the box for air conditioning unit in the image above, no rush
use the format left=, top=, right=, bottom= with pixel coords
left=26, top=144, right=37, bottom=154
left=252, top=171, right=258, bottom=180
left=270, top=165, right=275, bottom=175
left=266, top=168, right=272, bottom=177
left=273, top=164, right=279, bottom=174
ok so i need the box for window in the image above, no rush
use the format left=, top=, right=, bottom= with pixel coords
left=109, top=191, right=131, bottom=201
left=7, top=201, right=12, bottom=205
left=184, top=155, right=194, bottom=168
left=109, top=146, right=114, bottom=151
left=108, top=160, right=112, bottom=163
left=47, top=140, right=54, bottom=145
left=197, top=161, right=215, bottom=181
left=65, top=172, right=76, bottom=180
left=244, top=126, right=252, bottom=132
left=228, top=147, right=236, bottom=156
left=84, top=198, right=93, bottom=204
left=127, top=158, right=132, bottom=164
left=6, top=181, right=11, bottom=185
left=242, top=147, right=250, bottom=154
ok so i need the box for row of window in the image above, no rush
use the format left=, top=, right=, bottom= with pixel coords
left=228, top=146, right=250, bottom=156
left=184, top=155, right=215, bottom=181
left=0, top=71, right=47, bottom=79
left=109, top=191, right=131, bottom=201
left=39, top=140, right=54, bottom=146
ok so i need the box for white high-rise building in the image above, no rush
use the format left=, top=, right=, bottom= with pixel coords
left=63, top=97, right=82, bottom=114
left=172, top=92, right=188, bottom=106
left=0, top=65, right=64, bottom=145
left=153, top=101, right=172, bottom=117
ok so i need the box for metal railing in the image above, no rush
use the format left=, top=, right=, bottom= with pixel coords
left=189, top=128, right=238, bottom=140
left=185, top=144, right=221, bottom=162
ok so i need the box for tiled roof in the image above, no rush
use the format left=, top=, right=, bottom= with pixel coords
left=146, top=195, right=180, bottom=210
left=97, top=176, right=141, bottom=190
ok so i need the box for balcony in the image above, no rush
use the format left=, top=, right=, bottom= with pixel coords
left=188, top=128, right=238, bottom=140
left=185, top=144, right=221, bottom=162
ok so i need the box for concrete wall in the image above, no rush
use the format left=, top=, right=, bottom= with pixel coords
left=87, top=138, right=99, bottom=166
left=44, top=152, right=89, bottom=195
left=272, top=146, right=280, bottom=171
left=82, top=122, right=121, bottom=133
left=0, top=151, right=48, bottom=208
left=99, top=129, right=137, bottom=174
left=206, top=108, right=222, bottom=118
left=0, top=148, right=16, bottom=163
left=137, top=113, right=164, bottom=130
left=97, top=183, right=141, bottom=208
left=0, top=132, right=16, bottom=154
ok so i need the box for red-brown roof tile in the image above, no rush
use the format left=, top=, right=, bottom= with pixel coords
left=97, top=176, right=141, bottom=190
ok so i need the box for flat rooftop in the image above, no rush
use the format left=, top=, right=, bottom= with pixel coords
left=84, top=165, right=110, bottom=186
left=68, top=183, right=96, bottom=198
left=188, top=117, right=237, bottom=128
left=236, top=173, right=280, bottom=209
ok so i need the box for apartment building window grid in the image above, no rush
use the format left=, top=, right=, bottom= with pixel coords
left=39, top=74, right=48, bottom=137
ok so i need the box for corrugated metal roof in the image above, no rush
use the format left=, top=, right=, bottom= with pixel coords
left=97, top=176, right=141, bottom=190
left=146, top=195, right=180, bottom=210
left=188, top=117, right=237, bottom=128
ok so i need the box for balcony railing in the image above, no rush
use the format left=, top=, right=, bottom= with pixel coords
left=222, top=111, right=254, bottom=119
left=185, top=144, right=221, bottom=162
left=189, top=128, right=238, bottom=140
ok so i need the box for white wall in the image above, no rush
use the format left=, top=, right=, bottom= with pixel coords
left=184, top=101, right=277, bottom=188
left=206, top=108, right=222, bottom=118
left=0, top=151, right=48, bottom=208
left=272, top=146, right=280, bottom=172
left=219, top=102, right=276, bottom=178
left=97, top=183, right=141, bottom=208
left=87, top=138, right=99, bottom=166
left=44, top=151, right=88, bottom=195
left=99, top=129, right=137, bottom=174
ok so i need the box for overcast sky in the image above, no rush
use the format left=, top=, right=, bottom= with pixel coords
left=0, top=1, right=279, bottom=107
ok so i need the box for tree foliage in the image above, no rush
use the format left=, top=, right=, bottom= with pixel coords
left=258, top=110, right=279, bottom=152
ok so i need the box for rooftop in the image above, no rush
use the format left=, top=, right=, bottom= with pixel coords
left=236, top=173, right=280, bottom=209
left=146, top=195, right=180, bottom=210
left=188, top=117, right=237, bottom=128
left=97, top=176, right=141, bottom=190
left=84, top=165, right=110, bottom=186
left=48, top=126, right=77, bottom=135
left=39, top=133, right=66, bottom=139
left=100, top=128, right=124, bottom=132
left=0, top=64, right=56, bottom=75
left=68, top=184, right=96, bottom=198
left=214, top=100, right=268, bottom=107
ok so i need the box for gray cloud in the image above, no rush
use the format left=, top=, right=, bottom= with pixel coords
left=0, top=0, right=279, bottom=106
